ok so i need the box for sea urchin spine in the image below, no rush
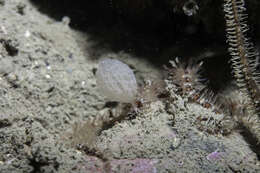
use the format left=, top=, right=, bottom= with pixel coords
left=166, top=57, right=220, bottom=112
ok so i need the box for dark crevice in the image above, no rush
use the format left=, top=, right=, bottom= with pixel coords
left=28, top=148, right=60, bottom=173
left=28, top=156, right=60, bottom=173
left=0, top=119, right=12, bottom=128
left=0, top=39, right=19, bottom=57
left=76, top=145, right=108, bottom=162
left=28, top=158, right=50, bottom=173
left=103, top=101, right=118, bottom=108
left=240, top=125, right=260, bottom=159
left=29, top=0, right=226, bottom=66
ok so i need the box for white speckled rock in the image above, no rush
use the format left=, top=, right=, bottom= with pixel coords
left=96, top=58, right=138, bottom=103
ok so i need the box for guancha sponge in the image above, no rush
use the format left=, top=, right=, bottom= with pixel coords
left=96, top=58, right=138, bottom=103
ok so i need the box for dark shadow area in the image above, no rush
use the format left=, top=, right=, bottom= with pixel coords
left=29, top=0, right=226, bottom=63
left=240, top=125, right=260, bottom=160
left=201, top=53, right=232, bottom=92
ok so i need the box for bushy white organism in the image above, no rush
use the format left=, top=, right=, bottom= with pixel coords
left=96, top=58, right=138, bottom=103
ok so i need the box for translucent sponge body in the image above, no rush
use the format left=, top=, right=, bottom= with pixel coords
left=96, top=59, right=138, bottom=103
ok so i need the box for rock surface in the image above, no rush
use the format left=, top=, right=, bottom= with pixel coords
left=0, top=0, right=259, bottom=172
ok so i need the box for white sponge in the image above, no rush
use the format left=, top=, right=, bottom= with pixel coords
left=96, top=58, right=138, bottom=103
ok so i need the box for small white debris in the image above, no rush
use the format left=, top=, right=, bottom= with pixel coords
left=46, top=65, right=51, bottom=70
left=45, top=74, right=51, bottom=79
left=0, top=26, right=7, bottom=34
left=6, top=73, right=18, bottom=83
left=61, top=16, right=70, bottom=26
left=24, top=30, right=31, bottom=38
left=81, top=81, right=86, bottom=86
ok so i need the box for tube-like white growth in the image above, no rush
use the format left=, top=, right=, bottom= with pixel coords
left=96, top=58, right=138, bottom=103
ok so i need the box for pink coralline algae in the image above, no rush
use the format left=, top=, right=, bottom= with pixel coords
left=109, top=158, right=157, bottom=173
left=76, top=156, right=158, bottom=173
left=206, top=150, right=224, bottom=162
